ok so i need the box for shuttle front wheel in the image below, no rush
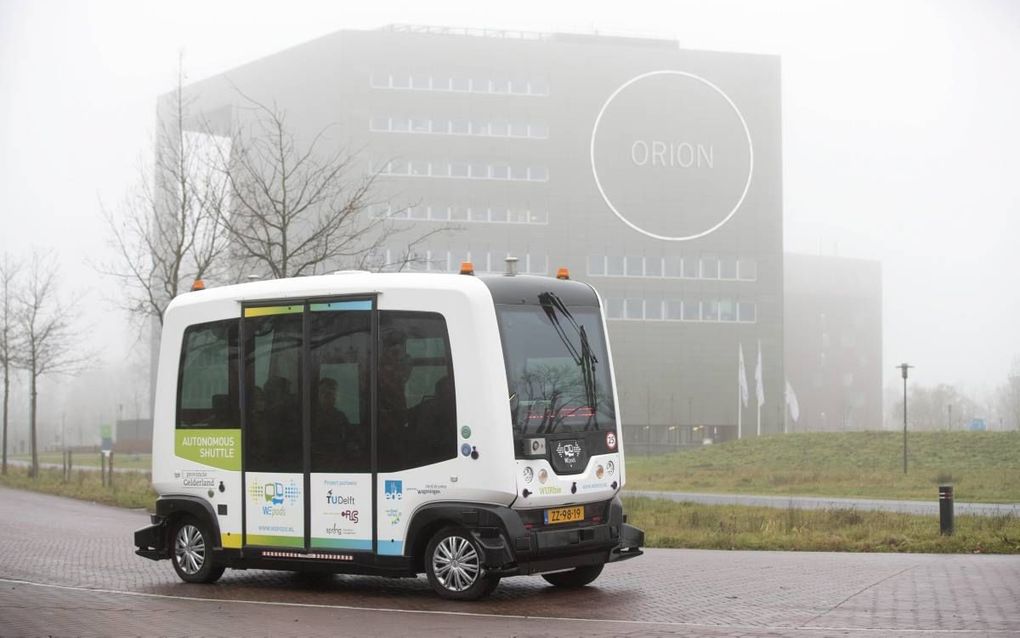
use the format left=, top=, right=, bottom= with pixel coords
left=424, top=527, right=501, bottom=600
left=170, top=515, right=225, bottom=584
left=541, top=564, right=604, bottom=588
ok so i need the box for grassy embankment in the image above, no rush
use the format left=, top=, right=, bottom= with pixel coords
left=622, top=496, right=1020, bottom=554
left=9, top=452, right=152, bottom=470
left=626, top=431, right=1020, bottom=503
left=0, top=466, right=156, bottom=509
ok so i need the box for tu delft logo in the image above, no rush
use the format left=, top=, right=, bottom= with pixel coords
left=384, top=480, right=403, bottom=501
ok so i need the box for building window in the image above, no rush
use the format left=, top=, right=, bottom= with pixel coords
left=720, top=258, right=738, bottom=280
left=665, top=300, right=683, bottom=321
left=626, top=256, right=643, bottom=277
left=624, top=299, right=643, bottom=320
left=664, top=256, right=683, bottom=278
left=738, top=259, right=758, bottom=281
left=701, top=257, right=720, bottom=280
left=682, top=300, right=700, bottom=321
left=645, top=298, right=663, bottom=321
left=682, top=257, right=700, bottom=279
left=645, top=257, right=663, bottom=277
left=738, top=302, right=757, bottom=323
left=588, top=256, right=605, bottom=276
left=372, top=72, right=549, bottom=97
left=605, top=298, right=624, bottom=320
left=703, top=300, right=719, bottom=321
left=719, top=299, right=737, bottom=322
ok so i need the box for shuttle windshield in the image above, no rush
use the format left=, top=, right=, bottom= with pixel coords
left=497, top=293, right=617, bottom=436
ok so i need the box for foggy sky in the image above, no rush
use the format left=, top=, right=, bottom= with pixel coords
left=1, top=0, right=1018, bottom=426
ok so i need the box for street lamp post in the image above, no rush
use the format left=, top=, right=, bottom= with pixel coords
left=898, top=363, right=914, bottom=474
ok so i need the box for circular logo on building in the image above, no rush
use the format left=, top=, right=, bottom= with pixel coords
left=590, top=70, right=754, bottom=241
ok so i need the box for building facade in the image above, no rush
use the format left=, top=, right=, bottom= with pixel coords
left=174, top=25, right=785, bottom=442
left=784, top=253, right=883, bottom=431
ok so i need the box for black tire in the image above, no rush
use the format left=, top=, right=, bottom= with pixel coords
left=541, top=564, right=604, bottom=588
left=170, top=515, right=225, bottom=584
left=424, top=526, right=500, bottom=600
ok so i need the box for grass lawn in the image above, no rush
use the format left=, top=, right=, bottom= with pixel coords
left=623, top=496, right=1020, bottom=554
left=9, top=452, right=152, bottom=471
left=625, top=431, right=1020, bottom=503
left=0, top=466, right=157, bottom=510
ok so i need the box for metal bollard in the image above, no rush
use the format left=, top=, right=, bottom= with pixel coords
left=939, top=485, right=954, bottom=536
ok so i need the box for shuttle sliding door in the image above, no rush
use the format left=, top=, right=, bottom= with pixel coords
left=242, top=304, right=305, bottom=548
left=307, top=300, right=374, bottom=551
left=241, top=298, right=376, bottom=553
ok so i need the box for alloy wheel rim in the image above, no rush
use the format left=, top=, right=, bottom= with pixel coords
left=432, top=535, right=480, bottom=592
left=174, top=524, right=206, bottom=575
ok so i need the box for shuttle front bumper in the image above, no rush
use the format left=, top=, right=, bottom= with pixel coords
left=478, top=495, right=643, bottom=576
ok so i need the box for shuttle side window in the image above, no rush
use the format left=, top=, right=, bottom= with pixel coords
left=177, top=320, right=239, bottom=429
left=244, top=312, right=303, bottom=473
left=309, top=303, right=372, bottom=473
left=378, top=311, right=456, bottom=472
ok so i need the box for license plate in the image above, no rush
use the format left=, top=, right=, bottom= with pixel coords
left=544, top=506, right=584, bottom=525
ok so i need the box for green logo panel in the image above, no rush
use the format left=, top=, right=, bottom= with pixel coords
left=175, top=429, right=241, bottom=471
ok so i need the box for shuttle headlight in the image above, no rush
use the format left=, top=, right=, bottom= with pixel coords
left=607, top=460, right=616, bottom=477
left=538, top=468, right=548, bottom=484
left=522, top=466, right=534, bottom=484
left=524, top=438, right=546, bottom=458
left=595, top=464, right=605, bottom=480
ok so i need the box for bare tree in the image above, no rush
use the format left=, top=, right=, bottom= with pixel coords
left=17, top=251, right=89, bottom=477
left=0, top=253, right=21, bottom=475
left=99, top=62, right=229, bottom=325
left=216, top=96, right=445, bottom=279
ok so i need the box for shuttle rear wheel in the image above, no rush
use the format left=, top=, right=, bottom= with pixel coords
left=424, top=527, right=500, bottom=600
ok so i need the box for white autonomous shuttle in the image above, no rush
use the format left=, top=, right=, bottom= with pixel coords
left=135, top=265, right=643, bottom=599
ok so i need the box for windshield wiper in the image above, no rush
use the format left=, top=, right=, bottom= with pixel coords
left=537, top=292, right=599, bottom=431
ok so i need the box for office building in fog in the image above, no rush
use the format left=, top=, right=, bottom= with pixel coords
left=172, top=25, right=785, bottom=442
left=784, top=253, right=883, bottom=431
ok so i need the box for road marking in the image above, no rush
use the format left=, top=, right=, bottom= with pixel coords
left=0, top=577, right=1011, bottom=635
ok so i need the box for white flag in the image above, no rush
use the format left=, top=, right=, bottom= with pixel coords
left=755, top=340, right=765, bottom=407
left=738, top=344, right=749, bottom=408
left=785, top=379, right=800, bottom=422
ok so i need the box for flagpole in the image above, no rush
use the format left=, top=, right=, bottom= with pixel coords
left=757, top=398, right=761, bottom=437
left=737, top=378, right=742, bottom=439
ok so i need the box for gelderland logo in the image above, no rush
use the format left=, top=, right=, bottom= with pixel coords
left=384, top=480, right=403, bottom=501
